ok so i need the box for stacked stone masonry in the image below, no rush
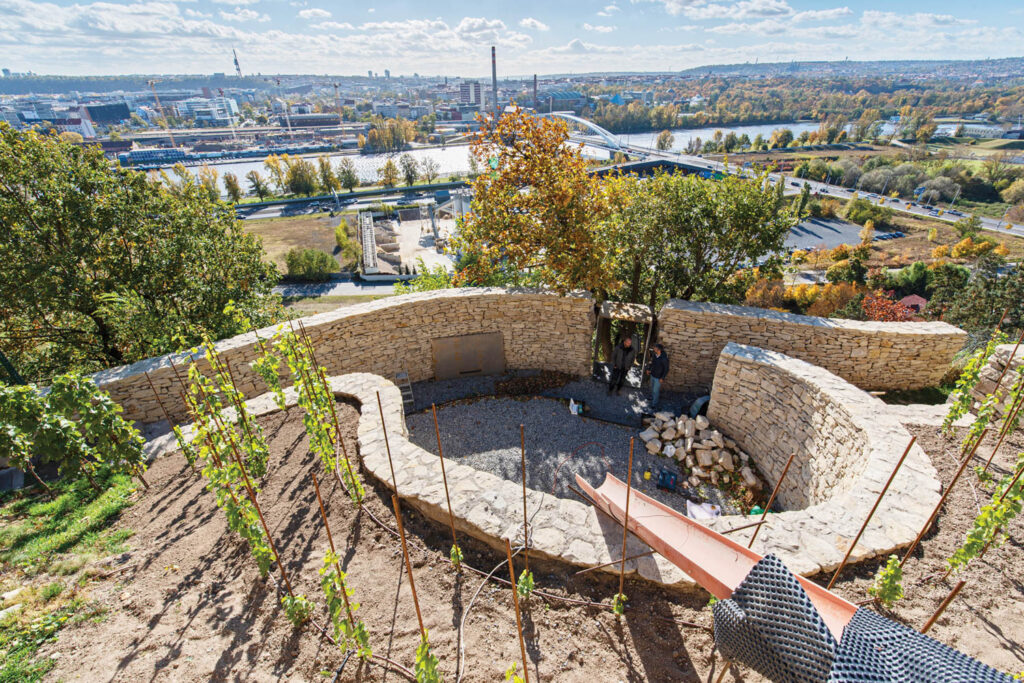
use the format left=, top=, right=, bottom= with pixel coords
left=91, top=289, right=594, bottom=425
left=657, top=300, right=966, bottom=392
left=143, top=343, right=944, bottom=588
left=970, top=343, right=1024, bottom=419
left=706, top=342, right=942, bottom=576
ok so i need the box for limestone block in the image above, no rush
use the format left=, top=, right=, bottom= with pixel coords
left=645, top=439, right=662, bottom=454
left=663, top=444, right=676, bottom=459
left=719, top=451, right=735, bottom=472
left=695, top=415, right=709, bottom=430
left=639, top=427, right=659, bottom=443
left=696, top=450, right=714, bottom=468
left=661, top=427, right=678, bottom=441
left=740, top=466, right=759, bottom=488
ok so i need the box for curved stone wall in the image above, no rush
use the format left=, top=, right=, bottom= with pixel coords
left=705, top=342, right=941, bottom=575
left=93, top=288, right=595, bottom=424
left=145, top=346, right=943, bottom=587
left=657, top=299, right=966, bottom=392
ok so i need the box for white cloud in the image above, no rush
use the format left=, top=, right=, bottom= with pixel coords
left=184, top=8, right=211, bottom=18
left=311, top=21, right=353, bottom=31
left=298, top=8, right=330, bottom=20
left=792, top=7, right=851, bottom=23
left=219, top=7, right=268, bottom=22
left=519, top=17, right=549, bottom=31
left=210, top=0, right=259, bottom=4
left=597, top=4, right=620, bottom=16
left=583, top=23, right=616, bottom=33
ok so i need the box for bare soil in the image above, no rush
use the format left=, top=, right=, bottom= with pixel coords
left=243, top=213, right=349, bottom=271
left=38, top=404, right=1023, bottom=681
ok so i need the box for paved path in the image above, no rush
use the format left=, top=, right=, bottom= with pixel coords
left=273, top=277, right=395, bottom=297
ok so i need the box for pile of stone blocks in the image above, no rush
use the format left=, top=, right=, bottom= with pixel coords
left=639, top=411, right=764, bottom=491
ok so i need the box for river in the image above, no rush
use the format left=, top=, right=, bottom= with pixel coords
left=180, top=120, right=822, bottom=195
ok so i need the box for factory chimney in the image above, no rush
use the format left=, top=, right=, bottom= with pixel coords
left=491, top=46, right=499, bottom=120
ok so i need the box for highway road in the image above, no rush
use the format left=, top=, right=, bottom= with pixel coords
left=621, top=143, right=1024, bottom=239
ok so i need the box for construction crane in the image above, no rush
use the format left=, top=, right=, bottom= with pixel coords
left=233, top=48, right=242, bottom=78
left=147, top=79, right=176, bottom=147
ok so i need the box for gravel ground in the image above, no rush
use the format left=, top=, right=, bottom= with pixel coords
left=406, top=395, right=740, bottom=515
left=411, top=369, right=700, bottom=428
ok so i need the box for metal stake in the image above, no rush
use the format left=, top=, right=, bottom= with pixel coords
left=748, top=452, right=796, bottom=548
left=920, top=580, right=966, bottom=634
left=520, top=424, right=530, bottom=573
left=505, top=538, right=531, bottom=683
left=618, top=438, right=636, bottom=601
left=828, top=436, right=916, bottom=589
left=431, top=404, right=460, bottom=558
left=392, top=494, right=425, bottom=639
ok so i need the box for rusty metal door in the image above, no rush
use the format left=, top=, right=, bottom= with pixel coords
left=431, top=332, right=505, bottom=380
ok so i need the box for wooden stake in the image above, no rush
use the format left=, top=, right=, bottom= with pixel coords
left=828, top=436, right=916, bottom=589
left=520, top=423, right=530, bottom=573
left=574, top=550, right=655, bottom=576
left=312, top=472, right=357, bottom=626
left=920, top=580, right=966, bottom=634
left=376, top=391, right=399, bottom=494
left=900, top=430, right=987, bottom=568
left=144, top=370, right=175, bottom=428
left=747, top=452, right=796, bottom=549
left=431, top=404, right=459, bottom=555
left=972, top=461, right=1024, bottom=562
left=983, top=392, right=1024, bottom=473
left=392, top=494, right=425, bottom=639
left=618, top=437, right=636, bottom=601
left=505, top=538, right=531, bottom=683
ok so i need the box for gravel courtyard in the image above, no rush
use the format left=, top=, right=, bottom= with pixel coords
left=406, top=395, right=741, bottom=514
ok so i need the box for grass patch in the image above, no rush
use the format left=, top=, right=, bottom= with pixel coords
left=0, top=472, right=136, bottom=575
left=0, top=597, right=106, bottom=683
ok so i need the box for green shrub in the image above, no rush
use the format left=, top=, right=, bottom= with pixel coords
left=285, top=248, right=338, bottom=282
left=334, top=222, right=361, bottom=270
left=845, top=198, right=894, bottom=227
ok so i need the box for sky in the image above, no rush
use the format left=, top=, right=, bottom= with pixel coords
left=1, top=0, right=1022, bottom=77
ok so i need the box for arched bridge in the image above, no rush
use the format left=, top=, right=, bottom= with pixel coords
left=539, top=111, right=623, bottom=151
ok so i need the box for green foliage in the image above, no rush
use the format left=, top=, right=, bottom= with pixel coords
left=953, top=215, right=982, bottom=239
left=825, top=257, right=867, bottom=285
left=0, top=600, right=92, bottom=682
left=280, top=594, right=314, bottom=627
left=939, top=255, right=1024, bottom=336
left=285, top=158, right=320, bottom=196
left=844, top=198, right=894, bottom=227
left=0, top=374, right=147, bottom=486
left=414, top=631, right=441, bottom=683
left=223, top=172, right=242, bottom=203
left=947, top=453, right=1024, bottom=575
left=449, top=543, right=463, bottom=569
left=394, top=257, right=453, bottom=295
left=868, top=555, right=904, bottom=608
left=400, top=154, right=419, bottom=186
left=261, top=327, right=363, bottom=503
left=320, top=550, right=371, bottom=660
left=334, top=222, right=361, bottom=270
left=505, top=662, right=525, bottom=683
left=0, top=124, right=280, bottom=382
left=516, top=569, right=534, bottom=600
left=612, top=592, right=627, bottom=616
left=285, top=248, right=339, bottom=282
left=0, top=470, right=135, bottom=573
left=943, top=331, right=1008, bottom=433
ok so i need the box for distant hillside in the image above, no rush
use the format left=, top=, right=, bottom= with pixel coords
left=674, top=57, right=1024, bottom=80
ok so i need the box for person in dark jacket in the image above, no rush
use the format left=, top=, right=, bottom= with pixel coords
left=608, top=336, right=636, bottom=395
left=646, top=343, right=669, bottom=408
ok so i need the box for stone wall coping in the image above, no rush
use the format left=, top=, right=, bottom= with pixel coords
left=660, top=299, right=965, bottom=337
left=91, top=287, right=594, bottom=385
left=144, top=370, right=689, bottom=589
left=704, top=342, right=942, bottom=576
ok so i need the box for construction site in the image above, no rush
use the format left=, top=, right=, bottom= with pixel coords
left=16, top=289, right=1024, bottom=681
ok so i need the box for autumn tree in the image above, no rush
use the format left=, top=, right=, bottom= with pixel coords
left=196, top=165, right=220, bottom=202
left=246, top=169, right=270, bottom=200
left=655, top=130, right=674, bottom=151
left=453, top=108, right=614, bottom=291
left=317, top=154, right=340, bottom=193
left=0, top=124, right=280, bottom=381
left=862, top=292, right=915, bottom=322
left=421, top=156, right=440, bottom=183
left=377, top=159, right=399, bottom=188
left=336, top=157, right=359, bottom=191
left=399, top=153, right=419, bottom=186
left=223, top=172, right=243, bottom=203
left=286, top=158, right=319, bottom=196
left=264, top=154, right=288, bottom=194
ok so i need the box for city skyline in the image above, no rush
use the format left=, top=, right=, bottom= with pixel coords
left=1, top=0, right=1022, bottom=77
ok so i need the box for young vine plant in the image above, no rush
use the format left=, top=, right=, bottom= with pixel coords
left=414, top=630, right=441, bottom=683
left=867, top=554, right=904, bottom=608
left=505, top=662, right=525, bottom=683
left=516, top=569, right=534, bottom=600
left=281, top=594, right=314, bottom=627
left=612, top=592, right=628, bottom=616
left=320, top=550, right=372, bottom=660
left=947, top=452, right=1024, bottom=575
left=449, top=543, right=463, bottom=570
left=943, top=331, right=1008, bottom=434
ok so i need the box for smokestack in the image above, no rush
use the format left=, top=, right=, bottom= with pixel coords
left=533, top=74, right=537, bottom=108
left=491, top=46, right=499, bottom=120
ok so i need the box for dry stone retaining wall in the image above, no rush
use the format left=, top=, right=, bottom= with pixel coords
left=657, top=299, right=966, bottom=392
left=706, top=342, right=942, bottom=576
left=970, top=343, right=1023, bottom=419
left=91, top=288, right=595, bottom=425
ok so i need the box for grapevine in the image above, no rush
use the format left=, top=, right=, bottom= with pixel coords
left=320, top=550, right=371, bottom=660
left=516, top=569, right=534, bottom=600
left=280, top=594, right=314, bottom=627
left=612, top=592, right=628, bottom=616
left=867, top=555, right=904, bottom=608
left=505, top=662, right=525, bottom=683
left=414, top=630, right=441, bottom=683
left=449, top=543, right=463, bottom=570
left=947, top=452, right=1024, bottom=575
left=943, top=331, right=1008, bottom=433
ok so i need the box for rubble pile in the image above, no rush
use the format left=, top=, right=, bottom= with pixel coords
left=639, top=411, right=765, bottom=492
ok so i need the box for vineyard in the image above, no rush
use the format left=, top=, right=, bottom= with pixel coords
left=3, top=327, right=1018, bottom=681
